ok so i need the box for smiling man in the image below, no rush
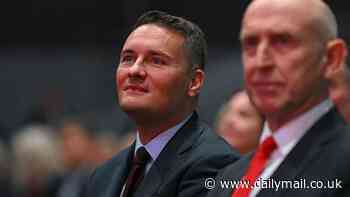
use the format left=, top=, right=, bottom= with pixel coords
left=84, top=10, right=239, bottom=197
left=207, top=0, right=350, bottom=197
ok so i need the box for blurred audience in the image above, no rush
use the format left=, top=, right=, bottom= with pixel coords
left=215, top=90, right=263, bottom=154
left=60, top=118, right=96, bottom=171
left=56, top=116, right=132, bottom=197
left=5, top=110, right=135, bottom=197
left=326, top=63, right=350, bottom=123
left=11, top=124, right=63, bottom=197
left=95, top=131, right=135, bottom=163
left=55, top=117, right=101, bottom=197
left=0, top=140, right=12, bottom=197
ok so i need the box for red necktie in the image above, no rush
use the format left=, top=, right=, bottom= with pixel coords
left=122, top=147, right=151, bottom=197
left=232, top=136, right=277, bottom=197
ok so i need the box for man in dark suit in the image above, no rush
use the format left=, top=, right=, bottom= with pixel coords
left=84, top=10, right=239, bottom=197
left=207, top=0, right=350, bottom=196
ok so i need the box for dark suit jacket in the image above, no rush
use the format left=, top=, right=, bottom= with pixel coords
left=207, top=108, right=350, bottom=197
left=84, top=112, right=239, bottom=197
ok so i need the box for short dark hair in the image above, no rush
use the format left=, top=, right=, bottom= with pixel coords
left=133, top=10, right=207, bottom=70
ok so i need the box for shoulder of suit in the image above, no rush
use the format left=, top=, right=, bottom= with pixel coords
left=189, top=122, right=240, bottom=160
left=214, top=153, right=250, bottom=180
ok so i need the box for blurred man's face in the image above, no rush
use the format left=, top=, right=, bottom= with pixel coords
left=241, top=0, right=326, bottom=119
left=116, top=24, right=193, bottom=122
left=61, top=122, right=90, bottom=170
left=328, top=64, right=350, bottom=123
left=218, top=92, right=262, bottom=154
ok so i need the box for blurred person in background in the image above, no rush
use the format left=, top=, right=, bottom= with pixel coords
left=115, top=131, right=136, bottom=152
left=0, top=139, right=12, bottom=197
left=215, top=90, right=263, bottom=154
left=56, top=117, right=111, bottom=197
left=326, top=62, right=350, bottom=123
left=60, top=118, right=97, bottom=173
left=84, top=10, right=239, bottom=197
left=95, top=131, right=135, bottom=160
left=42, top=116, right=122, bottom=197
left=11, top=124, right=63, bottom=197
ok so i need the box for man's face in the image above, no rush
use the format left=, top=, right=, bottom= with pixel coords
left=218, top=92, right=262, bottom=153
left=116, top=24, right=193, bottom=121
left=241, top=1, right=326, bottom=118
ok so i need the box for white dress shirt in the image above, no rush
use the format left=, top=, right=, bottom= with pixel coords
left=250, top=99, right=333, bottom=197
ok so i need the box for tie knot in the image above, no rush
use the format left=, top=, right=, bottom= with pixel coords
left=260, top=136, right=277, bottom=156
left=134, top=147, right=151, bottom=165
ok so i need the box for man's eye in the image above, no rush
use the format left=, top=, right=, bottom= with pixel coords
left=273, top=35, right=290, bottom=46
left=242, top=37, right=259, bottom=49
left=241, top=37, right=259, bottom=56
left=150, top=56, right=166, bottom=65
left=120, top=55, right=135, bottom=64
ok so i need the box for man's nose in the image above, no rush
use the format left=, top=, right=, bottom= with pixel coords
left=256, top=40, right=274, bottom=68
left=128, top=58, right=147, bottom=79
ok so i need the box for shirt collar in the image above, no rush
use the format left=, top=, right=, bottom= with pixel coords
left=260, top=99, right=333, bottom=156
left=135, top=113, right=192, bottom=161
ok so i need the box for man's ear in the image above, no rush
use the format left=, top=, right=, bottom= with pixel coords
left=323, top=38, right=348, bottom=79
left=188, top=68, right=205, bottom=97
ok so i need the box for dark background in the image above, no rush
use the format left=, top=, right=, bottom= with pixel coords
left=0, top=0, right=349, bottom=140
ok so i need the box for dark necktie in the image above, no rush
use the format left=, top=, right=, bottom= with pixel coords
left=122, top=147, right=151, bottom=197
left=232, top=136, right=277, bottom=197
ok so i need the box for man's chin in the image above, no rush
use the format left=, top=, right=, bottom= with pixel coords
left=121, top=104, right=143, bottom=111
left=120, top=103, right=150, bottom=115
left=255, top=103, right=280, bottom=116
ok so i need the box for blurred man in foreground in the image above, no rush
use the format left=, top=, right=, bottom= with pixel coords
left=207, top=0, right=350, bottom=196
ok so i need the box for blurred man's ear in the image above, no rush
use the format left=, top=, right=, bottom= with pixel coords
left=323, top=38, right=348, bottom=79
left=188, top=68, right=205, bottom=97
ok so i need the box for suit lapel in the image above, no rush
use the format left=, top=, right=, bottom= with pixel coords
left=106, top=143, right=135, bottom=197
left=258, top=108, right=345, bottom=196
left=134, top=112, right=202, bottom=197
